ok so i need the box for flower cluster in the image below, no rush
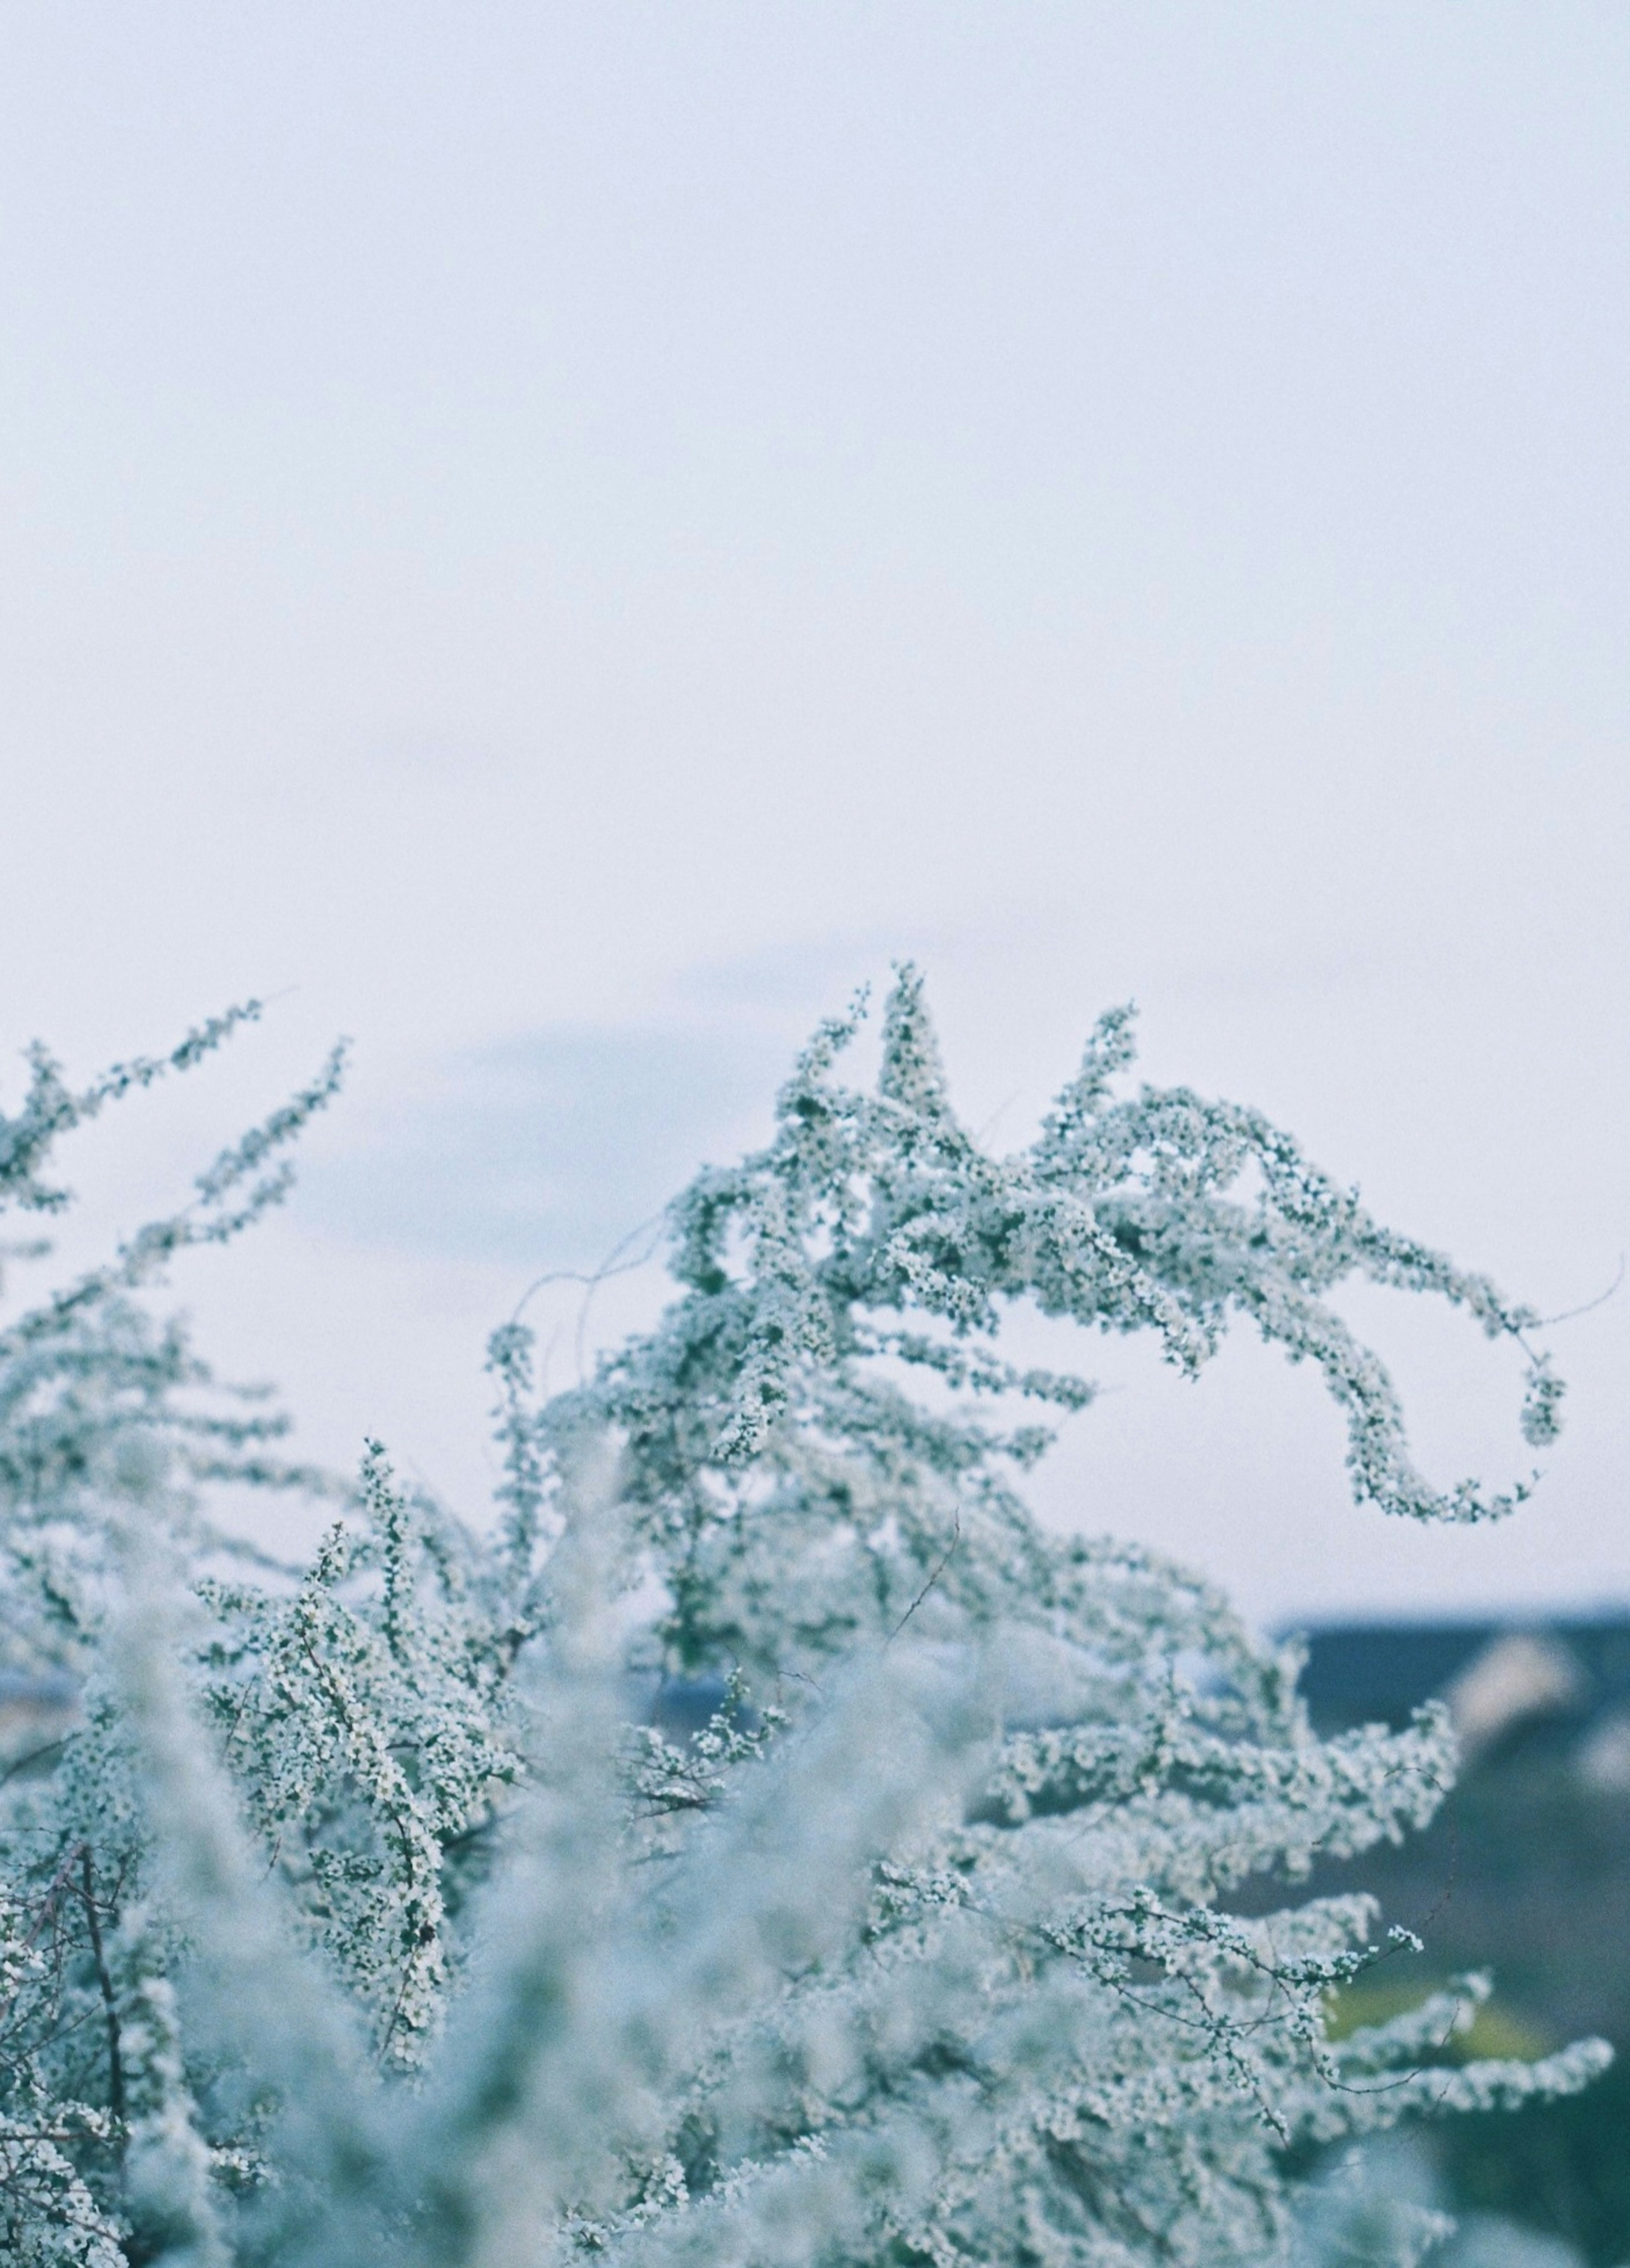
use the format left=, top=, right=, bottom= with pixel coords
left=0, top=976, right=1605, bottom=2268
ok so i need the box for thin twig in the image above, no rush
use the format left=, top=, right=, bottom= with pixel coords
left=889, top=1513, right=962, bottom=1641
left=1535, top=1254, right=1625, bottom=1329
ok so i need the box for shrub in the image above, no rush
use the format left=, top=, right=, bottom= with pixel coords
left=0, top=974, right=1606, bottom=2267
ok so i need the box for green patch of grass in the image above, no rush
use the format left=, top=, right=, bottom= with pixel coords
left=1323, top=1977, right=1549, bottom=2063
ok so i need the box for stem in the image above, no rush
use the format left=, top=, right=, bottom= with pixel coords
left=79, top=1846, right=124, bottom=2126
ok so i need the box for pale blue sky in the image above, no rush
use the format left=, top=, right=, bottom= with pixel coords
left=2, top=5, right=1627, bottom=1621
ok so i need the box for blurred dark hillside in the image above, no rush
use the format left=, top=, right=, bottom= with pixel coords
left=1290, top=1616, right=1630, bottom=2265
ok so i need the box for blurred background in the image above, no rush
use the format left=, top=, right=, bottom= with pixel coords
left=1, top=11, right=1627, bottom=2252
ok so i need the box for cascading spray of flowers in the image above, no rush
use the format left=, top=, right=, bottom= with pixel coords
left=0, top=972, right=1605, bottom=2268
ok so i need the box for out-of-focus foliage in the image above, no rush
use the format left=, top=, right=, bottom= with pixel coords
left=0, top=975, right=1607, bottom=2267
left=1284, top=1619, right=1630, bottom=2265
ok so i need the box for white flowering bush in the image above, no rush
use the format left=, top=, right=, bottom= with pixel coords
left=0, top=974, right=1608, bottom=2268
